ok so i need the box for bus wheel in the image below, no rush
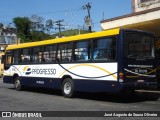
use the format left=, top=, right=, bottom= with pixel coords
left=62, top=78, right=74, bottom=98
left=14, top=77, right=23, bottom=91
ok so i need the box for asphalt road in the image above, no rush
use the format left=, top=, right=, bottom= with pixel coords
left=0, top=78, right=160, bottom=120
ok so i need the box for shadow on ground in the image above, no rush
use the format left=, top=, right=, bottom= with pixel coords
left=8, top=86, right=160, bottom=103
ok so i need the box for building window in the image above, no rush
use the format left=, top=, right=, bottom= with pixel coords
left=140, top=0, right=151, bottom=3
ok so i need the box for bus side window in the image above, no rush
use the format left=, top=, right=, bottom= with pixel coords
left=43, top=45, right=56, bottom=63
left=50, top=46, right=56, bottom=62
left=12, top=50, right=19, bottom=64
left=93, top=37, right=117, bottom=61
left=6, top=51, right=12, bottom=65
left=31, top=47, right=42, bottom=63
left=74, top=41, right=91, bottom=61
left=20, top=48, right=30, bottom=63
left=57, top=43, right=72, bottom=62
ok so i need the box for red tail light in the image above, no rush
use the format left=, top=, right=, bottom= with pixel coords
left=119, top=72, right=124, bottom=82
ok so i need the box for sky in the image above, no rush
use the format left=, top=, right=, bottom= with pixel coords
left=0, top=0, right=132, bottom=32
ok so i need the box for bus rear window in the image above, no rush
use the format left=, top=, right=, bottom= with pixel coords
left=126, top=33, right=155, bottom=59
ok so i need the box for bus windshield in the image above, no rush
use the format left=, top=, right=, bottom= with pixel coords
left=126, top=33, right=155, bottom=59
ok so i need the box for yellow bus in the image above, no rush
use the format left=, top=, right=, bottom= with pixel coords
left=2, top=28, right=157, bottom=97
left=0, top=52, right=4, bottom=77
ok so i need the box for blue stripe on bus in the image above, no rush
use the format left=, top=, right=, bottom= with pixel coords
left=3, top=76, right=123, bottom=92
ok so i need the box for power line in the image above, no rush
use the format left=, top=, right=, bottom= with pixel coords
left=1, top=4, right=101, bottom=32
left=26, top=8, right=83, bottom=16
left=0, top=7, right=83, bottom=23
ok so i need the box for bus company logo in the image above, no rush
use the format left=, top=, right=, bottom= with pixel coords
left=23, top=66, right=56, bottom=75
left=23, top=66, right=32, bottom=75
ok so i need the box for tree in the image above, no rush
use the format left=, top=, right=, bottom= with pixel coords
left=13, top=15, right=90, bottom=43
left=30, top=15, right=45, bottom=32
left=0, top=23, right=3, bottom=29
left=13, top=17, right=31, bottom=42
left=45, top=19, right=54, bottom=34
left=30, top=31, right=52, bottom=42
left=13, top=16, right=54, bottom=42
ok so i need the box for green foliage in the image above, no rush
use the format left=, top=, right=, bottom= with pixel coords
left=30, top=31, right=52, bottom=42
left=30, top=15, right=45, bottom=32
left=51, top=29, right=90, bottom=38
left=13, top=16, right=90, bottom=43
left=13, top=17, right=31, bottom=43
left=62, top=29, right=90, bottom=36
left=13, top=16, right=53, bottom=43
left=0, top=23, right=3, bottom=29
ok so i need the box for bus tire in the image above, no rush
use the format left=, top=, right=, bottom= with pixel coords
left=14, top=77, right=23, bottom=91
left=61, top=78, right=74, bottom=98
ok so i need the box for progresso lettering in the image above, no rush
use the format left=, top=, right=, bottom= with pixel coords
left=32, top=68, right=56, bottom=75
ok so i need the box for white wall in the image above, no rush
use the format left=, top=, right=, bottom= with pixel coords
left=135, top=0, right=160, bottom=12
left=101, top=10, right=160, bottom=30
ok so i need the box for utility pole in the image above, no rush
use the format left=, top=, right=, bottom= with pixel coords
left=54, top=20, right=65, bottom=37
left=82, top=2, right=92, bottom=32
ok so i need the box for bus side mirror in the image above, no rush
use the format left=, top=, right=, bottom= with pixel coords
left=1, top=55, right=5, bottom=64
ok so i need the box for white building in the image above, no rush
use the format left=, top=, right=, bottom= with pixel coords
left=101, top=0, right=160, bottom=41
left=0, top=27, right=17, bottom=51
left=133, top=0, right=160, bottom=12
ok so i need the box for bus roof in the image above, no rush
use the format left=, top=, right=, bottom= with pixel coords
left=6, top=28, right=120, bottom=50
